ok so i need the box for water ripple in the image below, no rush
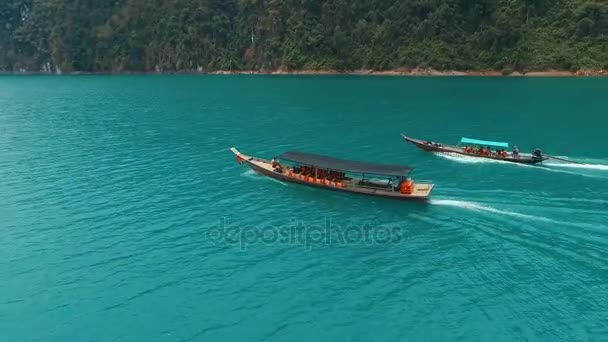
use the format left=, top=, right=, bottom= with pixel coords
left=1, top=76, right=607, bottom=341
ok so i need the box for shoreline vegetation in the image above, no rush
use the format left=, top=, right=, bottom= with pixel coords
left=2, top=1, right=607, bottom=76
left=2, top=68, right=607, bottom=77
left=211, top=68, right=608, bottom=77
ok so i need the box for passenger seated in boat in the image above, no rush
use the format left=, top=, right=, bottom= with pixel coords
left=486, top=146, right=492, bottom=156
left=331, top=170, right=342, bottom=180
left=388, top=178, right=395, bottom=191
left=501, top=149, right=508, bottom=158
left=479, top=146, right=485, bottom=154
left=513, top=146, right=520, bottom=158
left=271, top=157, right=283, bottom=172
left=335, top=171, right=344, bottom=180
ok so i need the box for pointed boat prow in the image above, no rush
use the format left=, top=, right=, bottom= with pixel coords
left=230, top=147, right=241, bottom=156
left=230, top=147, right=257, bottom=166
left=401, top=133, right=419, bottom=145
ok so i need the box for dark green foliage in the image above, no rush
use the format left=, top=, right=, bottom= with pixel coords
left=1, top=0, right=606, bottom=72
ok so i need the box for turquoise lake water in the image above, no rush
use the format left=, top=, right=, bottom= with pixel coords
left=1, top=75, right=607, bottom=341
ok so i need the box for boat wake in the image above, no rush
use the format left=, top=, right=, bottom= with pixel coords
left=430, top=199, right=550, bottom=222
left=543, top=157, right=608, bottom=179
left=433, top=152, right=488, bottom=164
left=241, top=169, right=259, bottom=178
left=241, top=170, right=288, bottom=186
left=435, top=152, right=608, bottom=177
left=544, top=162, right=608, bottom=171
left=431, top=199, right=605, bottom=230
left=433, top=152, right=534, bottom=167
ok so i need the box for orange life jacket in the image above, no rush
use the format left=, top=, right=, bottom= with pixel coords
left=400, top=180, right=414, bottom=194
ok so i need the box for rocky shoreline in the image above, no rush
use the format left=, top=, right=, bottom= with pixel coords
left=2, top=68, right=607, bottom=76
left=210, top=68, right=608, bottom=77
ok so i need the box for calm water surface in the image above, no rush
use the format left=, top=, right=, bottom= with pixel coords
left=0, top=75, right=607, bottom=341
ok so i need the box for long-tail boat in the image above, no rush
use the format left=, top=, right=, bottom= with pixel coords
left=231, top=147, right=434, bottom=200
left=401, top=134, right=548, bottom=164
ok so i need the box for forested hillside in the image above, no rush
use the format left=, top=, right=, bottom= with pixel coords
left=1, top=0, right=607, bottom=73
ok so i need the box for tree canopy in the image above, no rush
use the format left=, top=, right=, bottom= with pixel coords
left=1, top=0, right=607, bottom=73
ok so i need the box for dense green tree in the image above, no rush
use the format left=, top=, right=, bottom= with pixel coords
left=0, top=0, right=606, bottom=72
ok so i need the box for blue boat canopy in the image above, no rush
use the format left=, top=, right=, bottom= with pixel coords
left=460, top=137, right=509, bottom=148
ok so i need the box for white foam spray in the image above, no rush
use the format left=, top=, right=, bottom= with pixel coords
left=241, top=170, right=288, bottom=186
left=430, top=199, right=605, bottom=230
left=435, top=152, right=608, bottom=177
left=544, top=162, right=608, bottom=171
left=430, top=199, right=551, bottom=222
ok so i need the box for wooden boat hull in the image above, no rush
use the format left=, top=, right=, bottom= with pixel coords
left=231, top=148, right=434, bottom=201
left=401, top=134, right=547, bottom=165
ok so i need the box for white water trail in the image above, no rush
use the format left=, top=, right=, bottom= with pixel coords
left=241, top=170, right=288, bottom=186
left=542, top=159, right=608, bottom=179
left=430, top=199, right=606, bottom=230
left=433, top=152, right=534, bottom=168
left=544, top=162, right=608, bottom=171
left=430, top=199, right=551, bottom=222
left=241, top=169, right=258, bottom=178
left=435, top=152, right=608, bottom=177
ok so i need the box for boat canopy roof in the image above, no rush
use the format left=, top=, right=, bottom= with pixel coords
left=460, top=137, right=509, bottom=148
left=278, top=151, right=413, bottom=177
